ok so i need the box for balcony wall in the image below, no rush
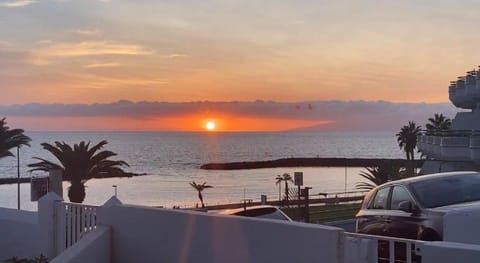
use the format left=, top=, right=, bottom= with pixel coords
left=98, top=205, right=344, bottom=263
left=425, top=135, right=434, bottom=156
left=454, top=112, right=480, bottom=131
left=466, top=83, right=479, bottom=100
left=418, top=134, right=480, bottom=163
left=0, top=208, right=41, bottom=261
left=440, top=137, right=471, bottom=160
left=433, top=136, right=442, bottom=159
left=449, top=89, right=478, bottom=109
left=453, top=88, right=468, bottom=108
left=470, top=137, right=480, bottom=161
left=417, top=135, right=425, bottom=153
left=50, top=226, right=110, bottom=263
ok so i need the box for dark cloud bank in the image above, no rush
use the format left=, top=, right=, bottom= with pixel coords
left=1, top=100, right=458, bottom=131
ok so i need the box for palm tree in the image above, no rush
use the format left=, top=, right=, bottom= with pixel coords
left=426, top=113, right=451, bottom=135
left=0, top=118, right=31, bottom=160
left=189, top=181, right=213, bottom=208
left=355, top=165, right=403, bottom=190
left=274, top=174, right=283, bottom=201
left=396, top=121, right=422, bottom=160
left=28, top=140, right=130, bottom=203
left=275, top=173, right=293, bottom=204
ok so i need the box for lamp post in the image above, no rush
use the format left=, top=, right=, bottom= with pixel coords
left=17, top=146, right=20, bottom=210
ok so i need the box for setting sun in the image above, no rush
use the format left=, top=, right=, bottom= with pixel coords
left=205, top=121, right=216, bottom=131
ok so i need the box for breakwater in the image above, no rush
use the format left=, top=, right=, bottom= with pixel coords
left=200, top=157, right=423, bottom=170
left=0, top=172, right=147, bottom=185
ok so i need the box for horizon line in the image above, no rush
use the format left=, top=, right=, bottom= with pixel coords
left=0, top=98, right=453, bottom=107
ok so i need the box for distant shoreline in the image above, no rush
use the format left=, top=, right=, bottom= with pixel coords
left=200, top=157, right=424, bottom=170
left=0, top=172, right=148, bottom=185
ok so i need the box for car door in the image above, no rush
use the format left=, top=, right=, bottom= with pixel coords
left=384, top=185, right=423, bottom=239
left=357, top=186, right=392, bottom=236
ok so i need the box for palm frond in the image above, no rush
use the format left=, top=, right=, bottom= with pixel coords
left=0, top=118, right=31, bottom=160
left=189, top=181, right=213, bottom=191
left=356, top=166, right=402, bottom=190
left=29, top=140, right=130, bottom=183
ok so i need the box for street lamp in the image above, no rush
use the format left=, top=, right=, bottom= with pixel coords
left=17, top=147, right=20, bottom=210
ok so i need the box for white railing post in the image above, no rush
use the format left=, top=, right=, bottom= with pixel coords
left=343, top=236, right=377, bottom=263
left=57, top=202, right=102, bottom=250
left=38, top=192, right=63, bottom=259
left=55, top=202, right=66, bottom=255
left=344, top=232, right=424, bottom=263
left=48, top=196, right=118, bottom=254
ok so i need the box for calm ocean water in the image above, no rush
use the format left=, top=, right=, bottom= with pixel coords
left=0, top=132, right=403, bottom=210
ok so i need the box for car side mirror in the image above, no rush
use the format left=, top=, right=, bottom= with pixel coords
left=398, top=200, right=413, bottom=213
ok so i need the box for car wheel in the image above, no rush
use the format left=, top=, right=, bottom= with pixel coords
left=419, top=229, right=440, bottom=241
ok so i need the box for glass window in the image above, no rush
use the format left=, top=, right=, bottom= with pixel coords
left=371, top=187, right=390, bottom=209
left=390, top=186, right=412, bottom=210
left=411, top=173, right=480, bottom=208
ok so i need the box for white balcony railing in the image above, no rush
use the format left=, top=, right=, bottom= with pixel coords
left=55, top=202, right=99, bottom=254
left=418, top=131, right=480, bottom=162
left=345, top=232, right=425, bottom=263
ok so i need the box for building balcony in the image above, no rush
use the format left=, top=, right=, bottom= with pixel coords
left=418, top=132, right=480, bottom=162
left=440, top=136, right=470, bottom=160
left=470, top=136, right=480, bottom=162
left=449, top=88, right=478, bottom=109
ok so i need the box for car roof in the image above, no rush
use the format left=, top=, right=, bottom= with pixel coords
left=217, top=205, right=279, bottom=215
left=380, top=171, right=480, bottom=187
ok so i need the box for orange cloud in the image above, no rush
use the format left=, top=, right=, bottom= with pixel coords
left=1, top=100, right=457, bottom=131
left=32, top=41, right=154, bottom=58
left=83, top=63, right=124, bottom=69
left=0, top=0, right=36, bottom=8
left=69, top=28, right=101, bottom=37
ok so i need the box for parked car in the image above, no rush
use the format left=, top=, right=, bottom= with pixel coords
left=218, top=205, right=293, bottom=221
left=356, top=171, right=480, bottom=241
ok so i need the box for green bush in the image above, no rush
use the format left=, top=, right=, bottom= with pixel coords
left=4, top=254, right=48, bottom=263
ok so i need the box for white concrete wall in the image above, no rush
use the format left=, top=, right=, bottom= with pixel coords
left=0, top=208, right=41, bottom=261
left=422, top=242, right=480, bottom=263
left=98, top=205, right=344, bottom=263
left=50, top=226, right=111, bottom=263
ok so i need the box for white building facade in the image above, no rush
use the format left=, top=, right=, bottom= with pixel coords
left=418, top=67, right=480, bottom=172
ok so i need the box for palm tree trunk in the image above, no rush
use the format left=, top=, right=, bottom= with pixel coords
left=284, top=181, right=289, bottom=205
left=198, top=191, right=205, bottom=208
left=278, top=184, right=281, bottom=201
left=68, top=182, right=86, bottom=203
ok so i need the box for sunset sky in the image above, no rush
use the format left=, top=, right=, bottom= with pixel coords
left=0, top=0, right=476, bottom=131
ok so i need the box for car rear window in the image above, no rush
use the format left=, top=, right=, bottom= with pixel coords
left=232, top=207, right=277, bottom=217
left=411, top=174, right=480, bottom=208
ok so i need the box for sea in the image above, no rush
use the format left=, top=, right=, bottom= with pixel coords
left=0, top=131, right=404, bottom=210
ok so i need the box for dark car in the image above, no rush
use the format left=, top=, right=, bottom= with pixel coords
left=356, top=171, right=480, bottom=241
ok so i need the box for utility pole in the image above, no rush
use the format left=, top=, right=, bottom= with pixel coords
left=294, top=172, right=303, bottom=221
left=17, top=147, right=20, bottom=210
left=297, top=184, right=301, bottom=219
left=243, top=189, right=246, bottom=211
left=304, top=187, right=312, bottom=223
